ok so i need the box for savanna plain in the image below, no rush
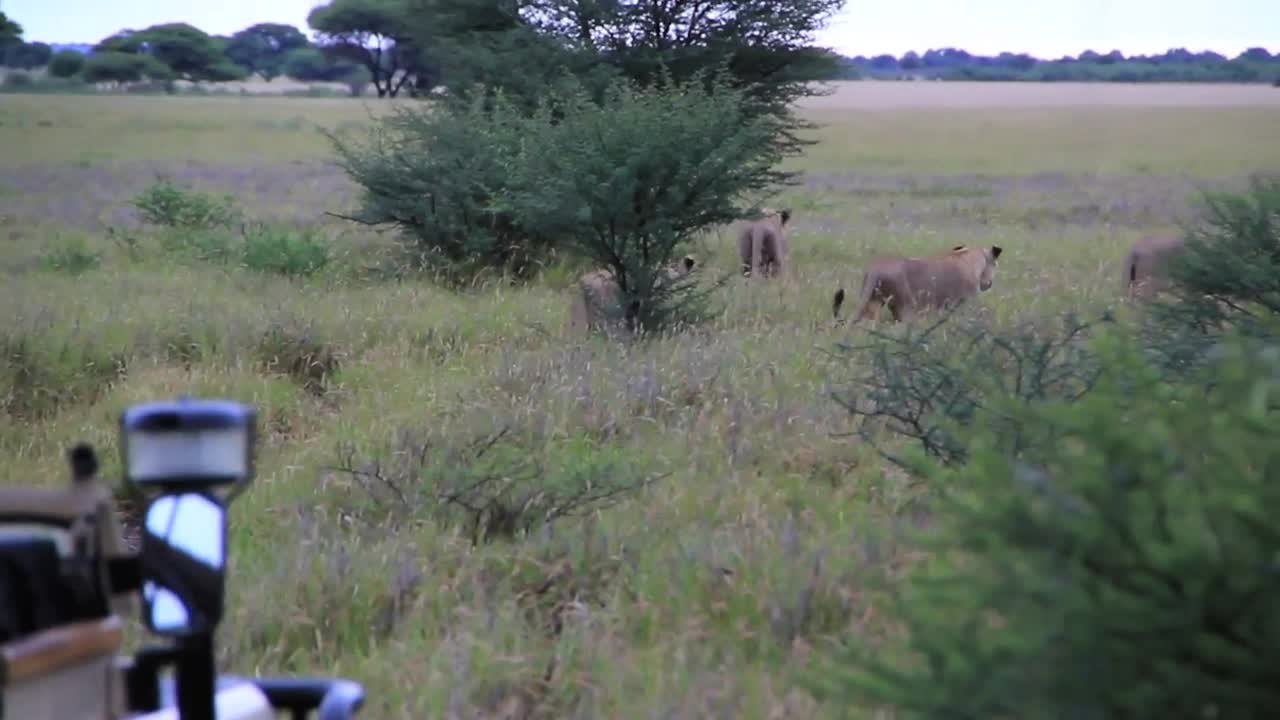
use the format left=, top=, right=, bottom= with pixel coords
left=2, top=81, right=1280, bottom=718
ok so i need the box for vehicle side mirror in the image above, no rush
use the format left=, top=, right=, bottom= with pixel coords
left=140, top=492, right=227, bottom=637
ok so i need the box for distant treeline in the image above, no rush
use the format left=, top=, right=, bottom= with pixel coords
left=4, top=6, right=1278, bottom=93
left=835, top=47, right=1280, bottom=84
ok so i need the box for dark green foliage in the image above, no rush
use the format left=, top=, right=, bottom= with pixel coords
left=47, top=50, right=86, bottom=78
left=4, top=41, right=52, bottom=70
left=412, top=0, right=842, bottom=150
left=240, top=225, right=332, bottom=277
left=328, top=91, right=553, bottom=284
left=281, top=47, right=361, bottom=82
left=844, top=46, right=1280, bottom=84
left=307, top=0, right=433, bottom=97
left=131, top=178, right=242, bottom=230
left=91, top=24, right=247, bottom=83
left=0, top=12, right=22, bottom=55
left=223, top=23, right=309, bottom=81
left=139, top=23, right=249, bottom=82
left=331, top=70, right=785, bottom=331
left=93, top=30, right=143, bottom=55
left=409, top=0, right=626, bottom=113
left=500, top=73, right=788, bottom=331
left=814, top=335, right=1280, bottom=719
left=1141, top=176, right=1280, bottom=374
left=80, top=51, right=173, bottom=85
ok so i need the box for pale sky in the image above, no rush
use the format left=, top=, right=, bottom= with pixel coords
left=4, top=0, right=1278, bottom=58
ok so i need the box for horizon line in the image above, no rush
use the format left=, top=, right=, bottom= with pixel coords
left=20, top=27, right=1275, bottom=61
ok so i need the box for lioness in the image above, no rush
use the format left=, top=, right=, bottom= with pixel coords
left=737, top=207, right=792, bottom=278
left=1123, top=232, right=1186, bottom=299
left=833, top=244, right=1004, bottom=323
left=567, top=255, right=698, bottom=335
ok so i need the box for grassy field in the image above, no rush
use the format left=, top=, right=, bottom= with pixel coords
left=2, top=81, right=1280, bottom=718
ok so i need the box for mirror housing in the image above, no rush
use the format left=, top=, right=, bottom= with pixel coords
left=139, top=492, right=228, bottom=638
left=120, top=398, right=256, bottom=504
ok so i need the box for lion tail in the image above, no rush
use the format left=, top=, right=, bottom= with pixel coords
left=1123, top=248, right=1138, bottom=296
left=851, top=270, right=879, bottom=322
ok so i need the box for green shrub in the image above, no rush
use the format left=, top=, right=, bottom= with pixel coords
left=332, top=71, right=789, bottom=334
left=47, top=50, right=85, bottom=78
left=131, top=178, right=242, bottom=230
left=80, top=51, right=173, bottom=85
left=813, top=334, right=1280, bottom=718
left=38, top=236, right=101, bottom=275
left=240, top=225, right=331, bottom=277
left=1142, top=175, right=1280, bottom=375
left=328, top=88, right=552, bottom=285
left=498, top=72, right=787, bottom=333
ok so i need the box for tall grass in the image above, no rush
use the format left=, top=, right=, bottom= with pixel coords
left=1, top=88, right=1278, bottom=718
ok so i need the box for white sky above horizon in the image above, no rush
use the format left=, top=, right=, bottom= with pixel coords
left=4, top=0, right=1277, bottom=58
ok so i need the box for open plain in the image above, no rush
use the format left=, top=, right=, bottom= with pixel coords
left=3, top=80, right=1279, bottom=718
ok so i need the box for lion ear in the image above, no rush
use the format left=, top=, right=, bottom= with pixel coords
left=683, top=255, right=696, bottom=271
left=991, top=245, right=1003, bottom=259
left=780, top=209, right=792, bottom=225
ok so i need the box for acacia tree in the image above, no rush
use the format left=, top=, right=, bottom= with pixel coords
left=412, top=0, right=843, bottom=130
left=307, top=0, right=431, bottom=97
left=281, top=47, right=361, bottom=82
left=48, top=50, right=86, bottom=78
left=0, top=12, right=21, bottom=54
left=93, top=24, right=247, bottom=82
left=81, top=51, right=174, bottom=85
left=224, top=23, right=309, bottom=81
left=503, top=73, right=788, bottom=331
left=4, top=41, right=52, bottom=69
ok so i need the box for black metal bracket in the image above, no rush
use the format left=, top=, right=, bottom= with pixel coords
left=250, top=677, right=367, bottom=720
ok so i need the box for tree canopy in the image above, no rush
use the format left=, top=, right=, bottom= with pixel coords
left=47, top=50, right=86, bottom=78
left=91, top=23, right=247, bottom=82
left=3, top=40, right=51, bottom=69
left=410, top=0, right=844, bottom=115
left=224, top=23, right=309, bottom=81
left=0, top=12, right=22, bottom=50
left=307, top=0, right=433, bottom=97
left=80, top=51, right=173, bottom=84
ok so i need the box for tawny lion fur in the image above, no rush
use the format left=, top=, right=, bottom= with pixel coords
left=1122, top=232, right=1186, bottom=299
left=567, top=255, right=698, bottom=335
left=833, top=244, right=1005, bottom=323
left=737, top=207, right=792, bottom=278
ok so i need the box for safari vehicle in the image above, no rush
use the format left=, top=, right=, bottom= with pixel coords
left=0, top=397, right=365, bottom=720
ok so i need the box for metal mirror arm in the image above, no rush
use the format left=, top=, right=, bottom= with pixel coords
left=138, top=533, right=224, bottom=632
